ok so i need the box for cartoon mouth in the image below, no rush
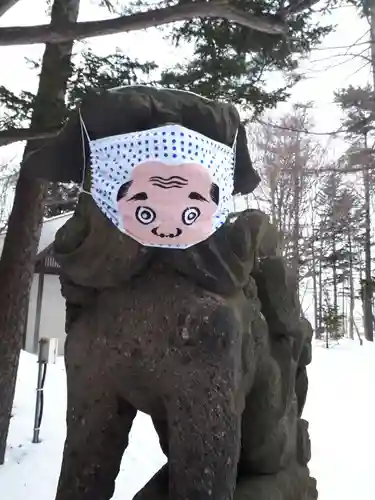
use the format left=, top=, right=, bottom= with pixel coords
left=151, top=227, right=182, bottom=239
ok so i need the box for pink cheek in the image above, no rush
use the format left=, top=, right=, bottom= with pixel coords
left=118, top=204, right=136, bottom=219
left=119, top=207, right=157, bottom=231
left=117, top=202, right=128, bottom=214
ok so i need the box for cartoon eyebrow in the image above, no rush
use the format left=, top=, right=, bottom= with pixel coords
left=128, top=192, right=148, bottom=201
left=117, top=181, right=133, bottom=201
left=150, top=175, right=188, bottom=189
left=150, top=176, right=188, bottom=184
left=188, top=192, right=208, bottom=202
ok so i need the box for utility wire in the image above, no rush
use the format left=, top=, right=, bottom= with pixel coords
left=255, top=118, right=346, bottom=137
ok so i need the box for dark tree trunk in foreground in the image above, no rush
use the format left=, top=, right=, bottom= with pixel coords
left=0, top=0, right=80, bottom=464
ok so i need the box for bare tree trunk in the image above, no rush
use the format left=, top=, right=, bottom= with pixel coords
left=291, top=134, right=302, bottom=301
left=363, top=135, right=373, bottom=341
left=329, top=174, right=339, bottom=338
left=354, top=320, right=364, bottom=346
left=363, top=4, right=375, bottom=340
left=370, top=0, right=375, bottom=91
left=348, top=227, right=355, bottom=340
left=324, top=287, right=330, bottom=349
left=332, top=230, right=338, bottom=326
left=318, top=225, right=323, bottom=338
left=270, top=181, right=276, bottom=225
left=292, top=171, right=301, bottom=297
left=341, top=278, right=346, bottom=336
left=359, top=261, right=367, bottom=334
left=0, top=0, right=80, bottom=464
left=311, top=237, right=319, bottom=337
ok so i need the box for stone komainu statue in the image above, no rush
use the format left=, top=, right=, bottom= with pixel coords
left=24, top=86, right=317, bottom=500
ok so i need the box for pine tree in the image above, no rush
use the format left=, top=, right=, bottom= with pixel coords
left=160, top=0, right=332, bottom=112
left=0, top=48, right=156, bottom=216
left=335, top=85, right=375, bottom=341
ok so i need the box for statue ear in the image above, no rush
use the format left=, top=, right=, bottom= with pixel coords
left=22, top=110, right=86, bottom=184
left=233, top=124, right=260, bottom=196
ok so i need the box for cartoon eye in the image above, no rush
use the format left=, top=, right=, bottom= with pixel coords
left=182, top=207, right=201, bottom=226
left=135, top=206, right=156, bottom=225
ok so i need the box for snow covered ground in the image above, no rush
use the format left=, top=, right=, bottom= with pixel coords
left=1, top=339, right=374, bottom=500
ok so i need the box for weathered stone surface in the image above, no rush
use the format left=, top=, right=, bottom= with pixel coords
left=254, top=256, right=301, bottom=339
left=52, top=202, right=316, bottom=500
left=297, top=419, right=312, bottom=466
left=49, top=88, right=316, bottom=500
left=258, top=223, right=283, bottom=258
left=54, top=196, right=153, bottom=289
left=133, top=462, right=317, bottom=500
left=235, top=463, right=317, bottom=500
left=166, top=209, right=266, bottom=295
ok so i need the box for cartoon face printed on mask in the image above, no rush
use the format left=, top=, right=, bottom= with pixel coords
left=116, top=161, right=220, bottom=247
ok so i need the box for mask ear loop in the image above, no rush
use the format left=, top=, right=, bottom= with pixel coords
left=232, top=127, right=239, bottom=158
left=229, top=127, right=239, bottom=213
left=79, top=108, right=92, bottom=196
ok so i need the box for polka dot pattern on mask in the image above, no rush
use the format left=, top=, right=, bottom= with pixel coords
left=88, top=123, right=235, bottom=249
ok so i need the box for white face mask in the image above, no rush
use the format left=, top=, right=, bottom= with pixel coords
left=81, top=121, right=237, bottom=249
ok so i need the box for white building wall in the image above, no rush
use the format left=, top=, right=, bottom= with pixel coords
left=0, top=212, right=73, bottom=357
left=25, top=274, right=66, bottom=356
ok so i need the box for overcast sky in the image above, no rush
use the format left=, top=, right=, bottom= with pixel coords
left=0, top=0, right=371, bottom=164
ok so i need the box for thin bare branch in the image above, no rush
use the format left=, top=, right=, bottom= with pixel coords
left=0, top=127, right=60, bottom=147
left=256, top=118, right=346, bottom=137
left=280, top=0, right=321, bottom=16
left=99, top=0, right=116, bottom=13
left=3, top=130, right=374, bottom=178
left=0, top=0, right=286, bottom=46
left=0, top=116, right=346, bottom=148
left=309, top=49, right=371, bottom=65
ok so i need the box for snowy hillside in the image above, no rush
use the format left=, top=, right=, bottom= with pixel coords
left=0, top=339, right=374, bottom=500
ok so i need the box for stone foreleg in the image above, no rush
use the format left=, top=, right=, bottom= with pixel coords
left=55, top=314, right=136, bottom=500
left=139, top=296, right=247, bottom=500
